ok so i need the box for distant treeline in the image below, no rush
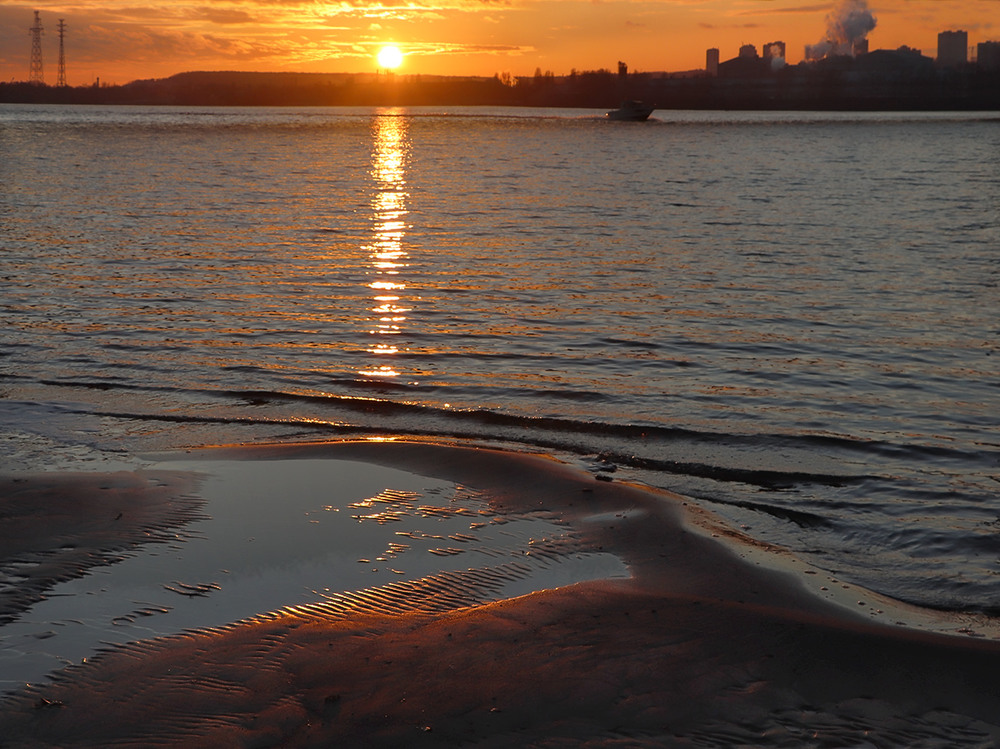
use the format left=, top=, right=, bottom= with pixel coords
left=3, top=54, right=999, bottom=110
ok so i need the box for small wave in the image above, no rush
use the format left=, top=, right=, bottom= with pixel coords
left=698, top=497, right=834, bottom=529
left=32, top=380, right=873, bottom=491
left=599, top=337, right=662, bottom=350
left=595, top=451, right=866, bottom=490
left=23, top=377, right=995, bottom=472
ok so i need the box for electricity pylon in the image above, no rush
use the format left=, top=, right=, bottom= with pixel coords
left=29, top=11, right=44, bottom=84
left=57, top=19, right=67, bottom=87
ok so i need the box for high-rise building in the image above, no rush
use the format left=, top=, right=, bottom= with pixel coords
left=762, top=41, right=786, bottom=61
left=938, top=30, right=968, bottom=66
left=739, top=44, right=758, bottom=59
left=706, top=48, right=720, bottom=76
left=978, top=41, right=1000, bottom=71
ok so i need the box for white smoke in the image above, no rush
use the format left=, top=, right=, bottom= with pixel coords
left=806, top=0, right=877, bottom=60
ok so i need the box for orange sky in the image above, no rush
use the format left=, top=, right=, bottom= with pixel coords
left=1, top=1, right=996, bottom=87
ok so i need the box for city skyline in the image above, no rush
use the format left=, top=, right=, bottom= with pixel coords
left=1, top=0, right=997, bottom=87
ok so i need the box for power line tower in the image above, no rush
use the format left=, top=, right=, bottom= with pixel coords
left=57, top=19, right=67, bottom=87
left=28, top=10, right=44, bottom=85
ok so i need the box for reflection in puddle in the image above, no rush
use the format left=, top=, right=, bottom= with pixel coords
left=0, top=458, right=627, bottom=692
left=360, top=111, right=412, bottom=380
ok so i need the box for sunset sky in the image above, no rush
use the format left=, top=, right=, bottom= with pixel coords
left=1, top=0, right=996, bottom=86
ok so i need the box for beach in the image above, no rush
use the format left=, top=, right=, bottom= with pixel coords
left=3, top=105, right=999, bottom=746
left=2, top=439, right=1000, bottom=747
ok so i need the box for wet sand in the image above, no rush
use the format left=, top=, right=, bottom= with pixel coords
left=2, top=440, right=1000, bottom=746
left=0, top=470, right=205, bottom=628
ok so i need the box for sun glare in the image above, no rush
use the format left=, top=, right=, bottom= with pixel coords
left=377, top=45, right=404, bottom=71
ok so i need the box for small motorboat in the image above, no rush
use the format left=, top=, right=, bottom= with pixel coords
left=606, top=100, right=655, bottom=121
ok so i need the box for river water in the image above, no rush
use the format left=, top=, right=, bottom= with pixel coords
left=1, top=104, right=998, bottom=616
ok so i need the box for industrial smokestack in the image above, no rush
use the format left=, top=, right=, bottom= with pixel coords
left=805, top=0, right=877, bottom=61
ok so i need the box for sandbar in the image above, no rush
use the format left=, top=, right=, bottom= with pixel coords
left=2, top=439, right=999, bottom=746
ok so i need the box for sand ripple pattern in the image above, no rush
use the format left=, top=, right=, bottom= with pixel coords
left=285, top=562, right=534, bottom=619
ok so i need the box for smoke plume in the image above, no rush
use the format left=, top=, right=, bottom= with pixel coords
left=805, top=0, right=877, bottom=60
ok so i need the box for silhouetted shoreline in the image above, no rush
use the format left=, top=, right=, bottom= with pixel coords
left=3, top=55, right=999, bottom=110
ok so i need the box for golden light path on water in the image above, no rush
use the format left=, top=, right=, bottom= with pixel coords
left=360, top=110, right=411, bottom=380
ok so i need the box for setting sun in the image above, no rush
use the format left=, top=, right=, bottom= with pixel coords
left=4, top=0, right=999, bottom=85
left=377, top=46, right=404, bottom=71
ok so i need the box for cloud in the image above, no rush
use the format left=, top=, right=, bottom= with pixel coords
left=313, top=0, right=518, bottom=12
left=737, top=4, right=830, bottom=16
left=699, top=21, right=761, bottom=30
left=0, top=0, right=535, bottom=79
left=76, top=24, right=293, bottom=64
left=191, top=8, right=259, bottom=25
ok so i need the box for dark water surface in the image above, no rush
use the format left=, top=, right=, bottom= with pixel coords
left=2, top=104, right=999, bottom=614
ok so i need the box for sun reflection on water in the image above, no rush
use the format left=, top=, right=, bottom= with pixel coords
left=360, top=110, right=411, bottom=380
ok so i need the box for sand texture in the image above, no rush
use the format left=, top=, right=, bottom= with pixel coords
left=0, top=471, right=205, bottom=627
left=2, top=441, right=999, bottom=747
